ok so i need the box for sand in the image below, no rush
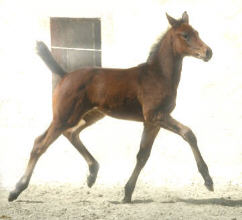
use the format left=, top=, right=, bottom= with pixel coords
left=1, top=181, right=242, bottom=220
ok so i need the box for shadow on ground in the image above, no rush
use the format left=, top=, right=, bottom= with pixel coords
left=175, top=197, right=242, bottom=207
left=109, top=199, right=154, bottom=205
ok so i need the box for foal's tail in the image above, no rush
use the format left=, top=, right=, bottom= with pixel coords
left=36, top=41, right=66, bottom=77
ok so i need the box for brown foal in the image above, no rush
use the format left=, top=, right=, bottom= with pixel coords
left=9, top=12, right=213, bottom=203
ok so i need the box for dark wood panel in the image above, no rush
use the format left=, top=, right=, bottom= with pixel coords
left=50, top=17, right=101, bottom=90
left=95, top=51, right=101, bottom=66
left=52, top=49, right=101, bottom=72
left=50, top=17, right=101, bottom=49
left=94, top=21, right=101, bottom=49
left=51, top=48, right=69, bottom=71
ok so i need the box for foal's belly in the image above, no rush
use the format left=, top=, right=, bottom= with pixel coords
left=98, top=99, right=144, bottom=122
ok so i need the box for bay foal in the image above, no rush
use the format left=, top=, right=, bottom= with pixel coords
left=9, top=12, right=213, bottom=203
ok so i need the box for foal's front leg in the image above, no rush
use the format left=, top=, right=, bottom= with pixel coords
left=161, top=115, right=214, bottom=191
left=123, top=123, right=160, bottom=203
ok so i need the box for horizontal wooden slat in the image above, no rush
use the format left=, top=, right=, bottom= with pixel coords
left=51, top=46, right=101, bottom=52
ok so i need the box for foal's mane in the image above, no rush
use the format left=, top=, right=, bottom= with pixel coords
left=146, top=34, right=165, bottom=64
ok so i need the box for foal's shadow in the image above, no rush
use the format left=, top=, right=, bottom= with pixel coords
left=175, top=197, right=242, bottom=207
left=16, top=200, right=44, bottom=204
left=109, top=199, right=154, bottom=205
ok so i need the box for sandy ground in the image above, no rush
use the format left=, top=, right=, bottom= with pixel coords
left=1, top=182, right=242, bottom=220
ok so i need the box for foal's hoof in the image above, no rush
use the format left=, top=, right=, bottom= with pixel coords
left=122, top=197, right=132, bottom=204
left=204, top=180, right=214, bottom=192
left=87, top=162, right=99, bottom=188
left=8, top=191, right=18, bottom=202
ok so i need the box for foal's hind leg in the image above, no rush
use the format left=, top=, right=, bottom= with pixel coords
left=8, top=122, right=63, bottom=202
left=161, top=115, right=213, bottom=191
left=123, top=123, right=160, bottom=203
left=63, top=109, right=105, bottom=188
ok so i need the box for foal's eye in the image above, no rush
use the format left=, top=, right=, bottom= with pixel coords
left=182, top=33, right=189, bottom=41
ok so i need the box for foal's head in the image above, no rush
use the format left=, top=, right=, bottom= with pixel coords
left=167, top=12, right=212, bottom=62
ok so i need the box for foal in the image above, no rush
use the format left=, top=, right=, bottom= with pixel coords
left=9, top=12, right=213, bottom=203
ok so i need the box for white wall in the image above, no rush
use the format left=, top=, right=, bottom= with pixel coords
left=0, top=0, right=242, bottom=189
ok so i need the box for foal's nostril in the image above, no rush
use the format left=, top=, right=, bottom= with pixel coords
left=206, top=48, right=212, bottom=60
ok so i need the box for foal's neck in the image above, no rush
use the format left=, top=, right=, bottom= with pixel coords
left=157, top=31, right=183, bottom=90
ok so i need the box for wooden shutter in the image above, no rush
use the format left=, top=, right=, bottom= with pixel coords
left=50, top=17, right=101, bottom=88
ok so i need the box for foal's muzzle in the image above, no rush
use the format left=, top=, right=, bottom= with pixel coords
left=203, top=47, right=212, bottom=62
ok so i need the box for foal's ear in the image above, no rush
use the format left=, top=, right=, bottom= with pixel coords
left=166, top=13, right=178, bottom=27
left=182, top=11, right=189, bottom=24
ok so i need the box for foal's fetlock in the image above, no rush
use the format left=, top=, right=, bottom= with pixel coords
left=87, top=162, right=99, bottom=188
